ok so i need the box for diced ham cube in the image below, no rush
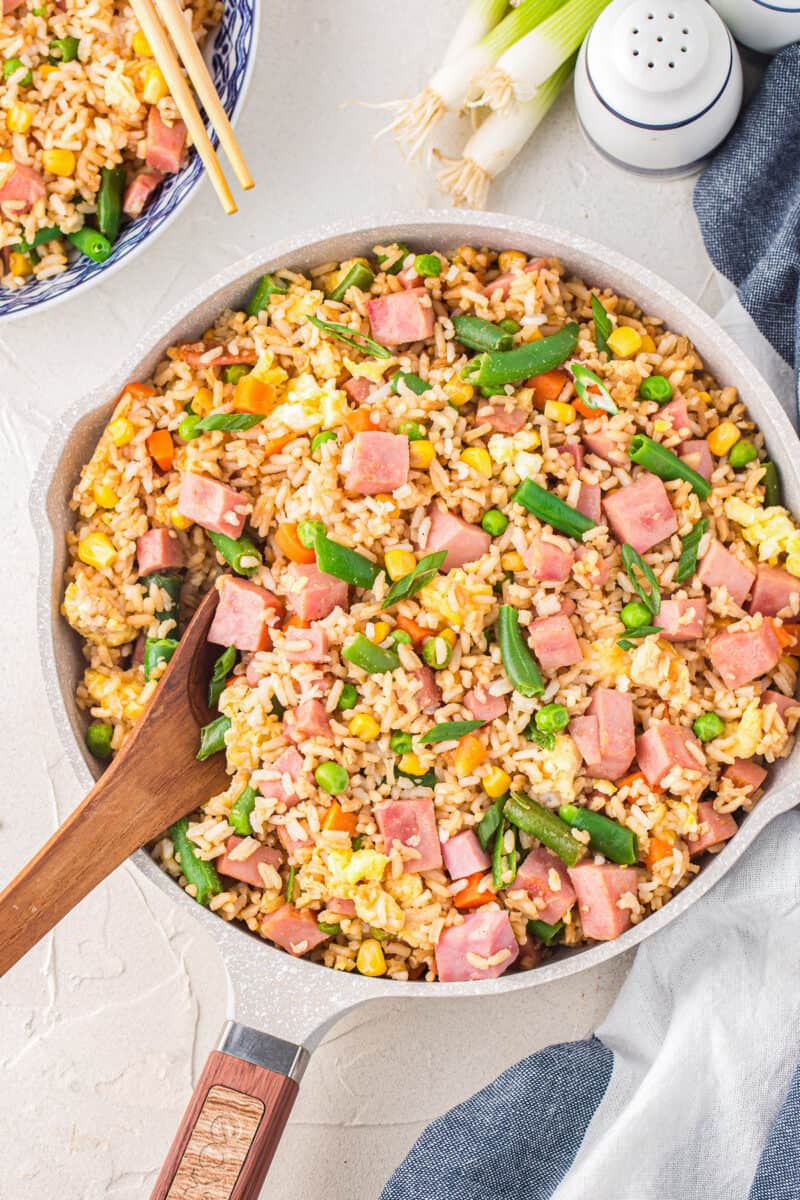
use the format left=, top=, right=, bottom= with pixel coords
left=561, top=441, right=584, bottom=470
left=657, top=597, right=707, bottom=642
left=177, top=472, right=249, bottom=538
left=285, top=561, right=348, bottom=621
left=749, top=565, right=800, bottom=617
left=176, top=341, right=258, bottom=368
left=696, top=540, right=755, bottom=608
left=284, top=698, right=332, bottom=742
left=761, top=689, right=798, bottom=721
left=575, top=545, right=611, bottom=589
left=482, top=258, right=546, bottom=299
left=603, top=472, right=677, bottom=554
left=131, top=633, right=146, bottom=667
left=568, top=862, right=638, bottom=941
left=366, top=289, right=435, bottom=345
left=582, top=429, right=629, bottom=466
left=441, top=830, right=491, bottom=880
left=724, top=758, right=768, bottom=792
left=374, top=797, right=443, bottom=872
left=122, top=169, right=164, bottom=217
left=258, top=746, right=305, bottom=808
left=680, top=439, right=713, bottom=483
left=260, top=905, right=329, bottom=955
left=516, top=848, right=577, bottom=924
left=707, top=622, right=782, bottom=690
left=435, top=909, right=520, bottom=981
left=284, top=624, right=329, bottom=663
left=687, top=801, right=738, bottom=856
left=327, top=897, right=356, bottom=916
left=530, top=613, right=582, bottom=672
left=217, top=836, right=282, bottom=887
left=635, top=722, right=705, bottom=786
left=524, top=533, right=574, bottom=582
left=658, top=397, right=692, bottom=442
left=343, top=430, right=409, bottom=494
left=475, top=402, right=527, bottom=434
left=0, top=160, right=45, bottom=213
left=413, top=666, right=441, bottom=715
left=576, top=483, right=602, bottom=524
left=136, top=527, right=183, bottom=576
left=207, top=577, right=282, bottom=653
left=423, top=503, right=491, bottom=571
left=463, top=685, right=506, bottom=722
left=570, top=688, right=635, bottom=782
left=343, top=377, right=378, bottom=404
left=146, top=107, right=187, bottom=173
left=3, top=0, right=26, bottom=12
left=276, top=824, right=312, bottom=858
left=396, top=266, right=418, bottom=289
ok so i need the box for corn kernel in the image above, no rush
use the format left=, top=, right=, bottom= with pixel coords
left=356, top=938, right=387, bottom=977
left=786, top=554, right=800, bottom=578
left=375, top=492, right=399, bottom=517
left=78, top=532, right=117, bottom=570
left=192, top=386, right=214, bottom=416
left=607, top=326, right=643, bottom=358
left=498, top=250, right=527, bottom=273
left=142, top=64, right=168, bottom=103
left=484, top=766, right=511, bottom=798
left=460, top=447, right=493, bottom=477
left=8, top=251, right=32, bottom=277
left=439, top=628, right=457, bottom=647
left=0, top=149, right=11, bottom=162
left=652, top=418, right=669, bottom=434
left=92, top=482, right=118, bottom=509
left=696, top=391, right=712, bottom=405
left=640, top=334, right=656, bottom=353
left=544, top=399, right=577, bottom=425
left=38, top=64, right=57, bottom=79
left=398, top=753, right=424, bottom=776
left=501, top=552, right=524, bottom=571
left=348, top=713, right=380, bottom=741
left=385, top=548, right=416, bottom=581
left=7, top=104, right=32, bottom=133
left=370, top=621, right=391, bottom=644
left=107, top=417, right=135, bottom=446
left=170, top=507, right=193, bottom=531
left=409, top=439, right=435, bottom=469
left=454, top=735, right=487, bottom=777
left=707, top=421, right=741, bottom=456
left=444, top=380, right=474, bottom=407
left=42, top=148, right=76, bottom=177
left=132, top=28, right=152, bottom=55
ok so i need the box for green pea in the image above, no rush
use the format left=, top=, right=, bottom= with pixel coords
left=414, top=253, right=442, bottom=278
left=49, top=36, right=80, bottom=63
left=337, top=683, right=358, bottom=711
left=389, top=628, right=413, bottom=645
left=4, top=57, right=33, bottom=86
left=297, top=519, right=325, bottom=549
left=398, top=419, right=425, bottom=442
left=314, top=762, right=350, bottom=795
left=224, top=364, right=250, bottom=386
left=728, top=440, right=758, bottom=470
left=311, top=430, right=338, bottom=454
left=693, top=712, right=725, bottom=743
left=390, top=731, right=413, bottom=754
left=481, top=509, right=508, bottom=537
left=422, top=636, right=453, bottom=669
left=535, top=704, right=569, bottom=734
left=639, top=375, right=673, bottom=404
left=86, top=721, right=113, bottom=760
left=621, top=600, right=653, bottom=629
left=178, top=413, right=202, bottom=441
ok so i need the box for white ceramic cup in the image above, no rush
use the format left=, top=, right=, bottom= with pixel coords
left=710, top=0, right=800, bottom=54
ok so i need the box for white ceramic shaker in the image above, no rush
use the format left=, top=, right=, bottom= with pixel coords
left=710, top=0, right=800, bottom=54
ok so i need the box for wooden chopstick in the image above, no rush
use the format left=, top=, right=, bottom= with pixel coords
left=129, top=0, right=237, bottom=215
left=156, top=0, right=254, bottom=191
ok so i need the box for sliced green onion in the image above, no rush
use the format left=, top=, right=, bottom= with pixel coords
left=67, top=228, right=112, bottom=264
left=197, top=715, right=231, bottom=760
left=570, top=362, right=618, bottom=416
left=392, top=371, right=431, bottom=396
left=477, top=796, right=506, bottom=851
left=318, top=920, right=341, bottom=936
left=224, top=364, right=250, bottom=386
left=675, top=518, right=709, bottom=583
left=381, top=550, right=447, bottom=609
left=342, top=634, right=399, bottom=674
left=86, top=721, right=113, bottom=760
left=376, top=242, right=410, bottom=274
left=452, top=313, right=514, bottom=352
left=505, top=791, right=583, bottom=867
left=528, top=917, right=564, bottom=946
left=492, top=815, right=518, bottom=889
left=143, top=636, right=178, bottom=682
left=311, top=430, right=338, bottom=454
left=229, top=784, right=257, bottom=836
left=621, top=544, right=661, bottom=616
left=315, top=535, right=381, bottom=588
left=328, top=262, right=375, bottom=301
left=591, top=294, right=612, bottom=355
left=617, top=626, right=662, bottom=651
left=170, top=817, right=222, bottom=906
left=49, top=36, right=80, bottom=62
left=397, top=766, right=437, bottom=788
left=208, top=645, right=237, bottom=707
left=246, top=273, right=288, bottom=317
left=414, top=253, right=442, bottom=277
left=497, top=605, right=544, bottom=697
left=398, top=419, right=426, bottom=441
left=309, top=315, right=392, bottom=360
left=628, top=434, right=711, bottom=500
left=513, top=478, right=595, bottom=539
left=208, top=531, right=263, bottom=576
left=11, top=224, right=62, bottom=254
left=194, top=412, right=265, bottom=433
left=461, top=322, right=579, bottom=388
left=559, top=804, right=638, bottom=866
left=419, top=719, right=484, bottom=745
left=286, top=864, right=296, bottom=902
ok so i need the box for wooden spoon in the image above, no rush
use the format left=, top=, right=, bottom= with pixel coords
left=0, top=586, right=227, bottom=976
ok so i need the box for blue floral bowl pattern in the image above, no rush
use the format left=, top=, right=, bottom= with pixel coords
left=1, top=0, right=257, bottom=322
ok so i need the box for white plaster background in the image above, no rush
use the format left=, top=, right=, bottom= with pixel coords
left=0, top=3, right=792, bottom=1197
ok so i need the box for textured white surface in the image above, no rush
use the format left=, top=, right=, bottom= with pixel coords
left=0, top=3, right=792, bottom=1197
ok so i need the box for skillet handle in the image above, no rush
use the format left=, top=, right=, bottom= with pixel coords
left=150, top=1022, right=308, bottom=1200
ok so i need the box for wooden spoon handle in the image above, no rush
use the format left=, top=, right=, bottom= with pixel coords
left=150, top=1024, right=308, bottom=1199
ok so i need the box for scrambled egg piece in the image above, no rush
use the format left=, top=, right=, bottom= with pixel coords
left=84, top=667, right=146, bottom=723
left=630, top=637, right=691, bottom=709
left=538, top=734, right=582, bottom=802
left=284, top=287, right=323, bottom=323
left=62, top=577, right=137, bottom=646
left=104, top=65, right=140, bottom=115
left=343, top=355, right=395, bottom=382
left=584, top=638, right=630, bottom=685
left=269, top=374, right=347, bottom=436
left=716, top=699, right=764, bottom=760
left=328, top=848, right=388, bottom=885
left=725, top=497, right=800, bottom=574
left=419, top=568, right=494, bottom=628
left=250, top=349, right=289, bottom=389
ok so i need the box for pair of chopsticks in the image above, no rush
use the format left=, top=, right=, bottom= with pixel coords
left=130, top=0, right=253, bottom=215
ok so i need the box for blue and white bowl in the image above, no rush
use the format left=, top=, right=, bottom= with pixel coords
left=0, top=0, right=257, bottom=322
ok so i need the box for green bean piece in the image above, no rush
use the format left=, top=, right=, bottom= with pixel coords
left=208, top=645, right=237, bottom=707
left=197, top=715, right=231, bottom=760
left=693, top=712, right=725, bottom=743
left=4, top=57, right=32, bottom=86
left=392, top=371, right=431, bottom=396
left=311, top=430, right=338, bottom=454
left=505, top=792, right=584, bottom=867
left=461, top=323, right=579, bottom=389
left=419, top=720, right=483, bottom=746
left=376, top=242, right=410, bottom=274
left=512, top=479, right=595, bottom=540
left=477, top=797, right=506, bottom=851
left=308, top=315, right=392, bottom=360
left=246, top=272, right=288, bottom=317
left=452, top=314, right=514, bottom=353
left=390, top=731, right=413, bottom=754
left=286, top=864, right=296, bottom=902
left=229, top=784, right=257, bottom=835
left=86, top=721, right=113, bottom=760
left=67, top=228, right=112, bottom=263
left=628, top=434, right=711, bottom=500
left=528, top=917, right=564, bottom=946
left=194, top=412, right=265, bottom=433
left=178, top=412, right=202, bottom=441
left=558, top=804, right=639, bottom=866
left=492, top=816, right=518, bottom=889
left=675, top=518, right=709, bottom=583
left=337, top=683, right=358, bottom=711
left=170, top=816, right=223, bottom=905
left=481, top=509, right=508, bottom=536
left=328, top=262, right=375, bottom=301
left=97, top=165, right=125, bottom=242
left=342, top=634, right=399, bottom=674
left=728, top=440, right=758, bottom=470
left=382, top=550, right=447, bottom=609
left=639, top=374, right=673, bottom=404
left=570, top=362, right=618, bottom=415
left=414, top=253, right=442, bottom=277
left=762, top=460, right=781, bottom=507
left=49, top=36, right=79, bottom=62
left=143, top=636, right=178, bottom=681
left=142, top=570, right=181, bottom=624
left=11, top=224, right=62, bottom=254
left=591, top=294, right=612, bottom=355
left=208, top=530, right=263, bottom=577
left=224, top=364, right=250, bottom=386
left=497, top=606, right=544, bottom=698
left=315, top=535, right=381, bottom=588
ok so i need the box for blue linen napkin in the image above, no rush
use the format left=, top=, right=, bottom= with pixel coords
left=694, top=45, right=800, bottom=382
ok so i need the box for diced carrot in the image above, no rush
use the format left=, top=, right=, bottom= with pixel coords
left=454, top=871, right=494, bottom=909
left=573, top=397, right=601, bottom=419
left=395, top=612, right=429, bottom=645
left=344, top=407, right=375, bottom=436
left=120, top=381, right=156, bottom=404
left=275, top=521, right=315, bottom=564
left=528, top=369, right=569, bottom=411
left=283, top=615, right=310, bottom=631
left=233, top=375, right=277, bottom=416
left=771, top=620, right=800, bottom=652
left=617, top=771, right=661, bottom=795
left=646, top=835, right=674, bottom=871
left=261, top=432, right=296, bottom=457
left=322, top=800, right=358, bottom=836
left=146, top=428, right=174, bottom=471
left=454, top=734, right=487, bottom=777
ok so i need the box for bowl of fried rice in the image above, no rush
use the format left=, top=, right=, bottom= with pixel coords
left=0, top=0, right=256, bottom=319
left=38, top=213, right=800, bottom=987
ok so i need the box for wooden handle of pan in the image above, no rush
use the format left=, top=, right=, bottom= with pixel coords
left=150, top=1024, right=308, bottom=1200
